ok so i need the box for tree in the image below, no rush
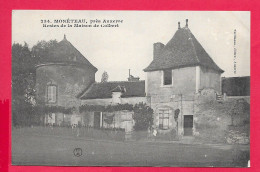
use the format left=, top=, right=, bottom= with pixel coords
left=132, top=102, right=154, bottom=131
left=31, top=40, right=58, bottom=63
left=12, top=43, right=37, bottom=126
left=12, top=40, right=59, bottom=126
left=101, top=71, right=109, bottom=83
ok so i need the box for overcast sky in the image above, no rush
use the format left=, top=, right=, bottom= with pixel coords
left=12, top=11, right=250, bottom=82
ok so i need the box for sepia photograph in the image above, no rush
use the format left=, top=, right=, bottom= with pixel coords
left=11, top=10, right=250, bottom=167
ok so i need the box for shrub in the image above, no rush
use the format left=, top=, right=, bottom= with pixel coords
left=132, top=102, right=153, bottom=131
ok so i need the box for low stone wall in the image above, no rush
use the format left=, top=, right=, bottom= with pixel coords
left=226, top=130, right=249, bottom=145
left=193, top=89, right=250, bottom=144
left=226, top=96, right=250, bottom=104
left=225, top=125, right=250, bottom=144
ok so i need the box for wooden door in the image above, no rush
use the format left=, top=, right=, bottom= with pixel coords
left=94, top=112, right=101, bottom=128
left=184, top=115, right=193, bottom=136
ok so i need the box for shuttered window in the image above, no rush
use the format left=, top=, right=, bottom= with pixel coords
left=159, top=109, right=169, bottom=130
left=47, top=85, right=57, bottom=103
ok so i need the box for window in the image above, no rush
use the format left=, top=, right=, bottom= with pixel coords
left=163, top=69, right=172, bottom=85
left=159, top=109, right=170, bottom=129
left=47, top=85, right=57, bottom=103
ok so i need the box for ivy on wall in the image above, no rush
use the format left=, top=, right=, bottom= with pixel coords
left=35, top=105, right=74, bottom=115
left=132, top=102, right=154, bottom=131
left=79, top=103, right=134, bottom=113
left=12, top=105, right=74, bottom=126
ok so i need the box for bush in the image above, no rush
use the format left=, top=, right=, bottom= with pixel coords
left=132, top=102, right=153, bottom=131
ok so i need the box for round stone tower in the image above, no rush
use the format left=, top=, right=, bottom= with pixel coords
left=35, top=35, right=97, bottom=125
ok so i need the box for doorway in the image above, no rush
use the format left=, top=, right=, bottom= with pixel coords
left=184, top=115, right=193, bottom=136
left=94, top=112, right=101, bottom=128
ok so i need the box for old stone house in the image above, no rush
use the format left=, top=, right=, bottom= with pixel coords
left=78, top=80, right=146, bottom=130
left=144, top=19, right=224, bottom=136
left=35, top=19, right=225, bottom=137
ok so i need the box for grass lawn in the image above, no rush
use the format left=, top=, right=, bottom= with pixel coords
left=12, top=127, right=249, bottom=167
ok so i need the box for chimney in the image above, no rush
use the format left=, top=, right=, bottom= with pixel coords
left=129, top=69, right=131, bottom=78
left=127, top=69, right=140, bottom=81
left=153, top=42, right=165, bottom=60
left=185, top=19, right=188, bottom=27
left=64, top=34, right=67, bottom=40
left=178, top=22, right=180, bottom=29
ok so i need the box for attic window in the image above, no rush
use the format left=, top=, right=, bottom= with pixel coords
left=163, top=69, right=172, bottom=85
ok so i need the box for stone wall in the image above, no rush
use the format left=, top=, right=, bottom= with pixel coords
left=146, top=67, right=197, bottom=97
left=81, top=111, right=134, bottom=132
left=36, top=64, right=95, bottom=107
left=151, top=94, right=194, bottom=136
left=226, top=96, right=250, bottom=104
left=193, top=89, right=250, bottom=144
left=199, top=67, right=221, bottom=93
left=35, top=63, right=96, bottom=125
left=226, top=127, right=250, bottom=145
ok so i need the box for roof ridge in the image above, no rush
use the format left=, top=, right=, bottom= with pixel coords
left=80, top=80, right=145, bottom=99
left=186, top=28, right=200, bottom=64
left=190, top=32, right=224, bottom=72
left=58, top=39, right=97, bottom=71
left=144, top=25, right=224, bottom=73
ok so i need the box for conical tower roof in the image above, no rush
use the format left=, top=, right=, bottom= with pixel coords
left=144, top=21, right=224, bottom=73
left=37, top=35, right=97, bottom=72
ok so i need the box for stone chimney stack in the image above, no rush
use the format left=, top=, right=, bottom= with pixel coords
left=153, top=42, right=165, bottom=60
left=185, top=19, right=188, bottom=27
left=178, top=22, right=180, bottom=29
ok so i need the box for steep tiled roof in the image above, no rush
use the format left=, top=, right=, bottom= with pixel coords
left=38, top=35, right=97, bottom=72
left=79, top=80, right=145, bottom=99
left=144, top=27, right=224, bottom=73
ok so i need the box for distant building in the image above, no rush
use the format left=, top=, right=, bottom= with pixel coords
left=222, top=76, right=250, bottom=96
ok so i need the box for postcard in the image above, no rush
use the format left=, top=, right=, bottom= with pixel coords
left=11, top=10, right=250, bottom=167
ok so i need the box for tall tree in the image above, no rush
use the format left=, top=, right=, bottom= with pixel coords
left=12, top=43, right=36, bottom=103
left=12, top=43, right=36, bottom=126
left=101, top=71, right=109, bottom=83
left=12, top=40, right=59, bottom=126
left=31, top=40, right=58, bottom=63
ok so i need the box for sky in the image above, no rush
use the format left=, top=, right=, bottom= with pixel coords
left=12, top=11, right=250, bottom=82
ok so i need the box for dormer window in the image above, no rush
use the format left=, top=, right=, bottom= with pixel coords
left=163, top=69, right=172, bottom=85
